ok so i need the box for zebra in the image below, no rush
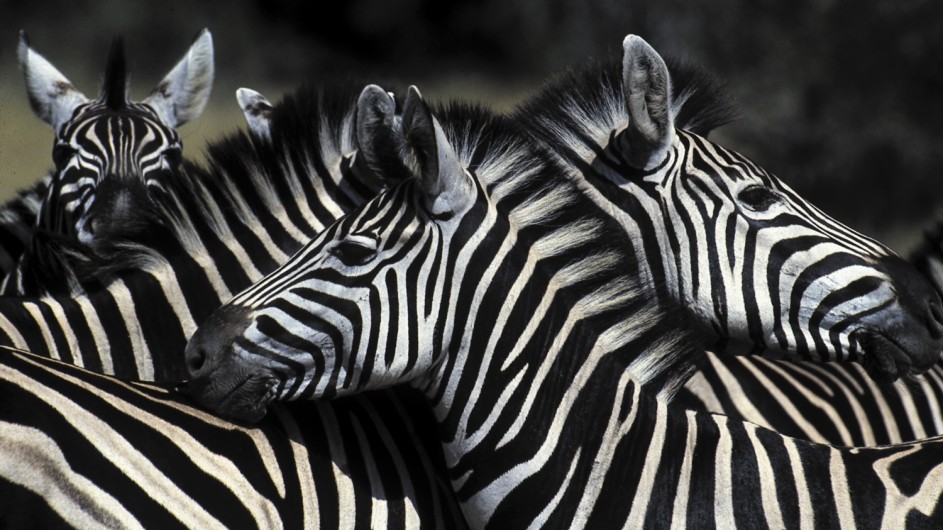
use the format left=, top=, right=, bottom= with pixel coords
left=669, top=216, right=943, bottom=446
left=513, top=36, right=943, bottom=380
left=0, top=345, right=464, bottom=528
left=0, top=82, right=467, bottom=526
left=0, top=80, right=393, bottom=379
left=509, top=34, right=943, bottom=446
left=183, top=80, right=943, bottom=527
left=1, top=29, right=213, bottom=294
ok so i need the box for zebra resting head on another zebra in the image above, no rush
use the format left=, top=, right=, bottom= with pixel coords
left=186, top=34, right=943, bottom=414
left=515, top=35, right=943, bottom=380
left=182, top=76, right=943, bottom=528
left=12, top=29, right=213, bottom=267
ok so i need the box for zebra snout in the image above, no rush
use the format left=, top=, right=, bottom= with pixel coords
left=872, top=256, right=943, bottom=373
left=185, top=305, right=254, bottom=381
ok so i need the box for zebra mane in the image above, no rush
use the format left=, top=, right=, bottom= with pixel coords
left=101, top=38, right=129, bottom=110
left=433, top=102, right=705, bottom=398
left=120, top=82, right=379, bottom=278
left=513, top=55, right=735, bottom=165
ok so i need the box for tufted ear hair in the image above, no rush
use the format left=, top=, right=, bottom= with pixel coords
left=401, top=86, right=473, bottom=217
left=18, top=30, right=90, bottom=133
left=620, top=34, right=674, bottom=170
left=236, top=88, right=273, bottom=143
left=143, top=28, right=214, bottom=128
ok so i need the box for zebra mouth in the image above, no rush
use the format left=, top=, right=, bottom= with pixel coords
left=185, top=373, right=277, bottom=423
left=854, top=329, right=926, bottom=382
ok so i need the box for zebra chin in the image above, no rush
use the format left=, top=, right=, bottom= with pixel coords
left=855, top=255, right=943, bottom=379
left=851, top=322, right=942, bottom=382
left=182, top=372, right=277, bottom=423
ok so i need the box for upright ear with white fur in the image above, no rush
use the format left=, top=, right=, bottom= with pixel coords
left=236, top=88, right=273, bottom=142
left=18, top=31, right=89, bottom=132
left=143, top=28, right=214, bottom=128
left=401, top=86, right=473, bottom=217
left=621, top=34, right=674, bottom=170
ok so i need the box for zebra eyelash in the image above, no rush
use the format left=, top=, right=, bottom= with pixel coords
left=329, top=233, right=379, bottom=266
left=737, top=185, right=782, bottom=213
left=51, top=143, right=77, bottom=168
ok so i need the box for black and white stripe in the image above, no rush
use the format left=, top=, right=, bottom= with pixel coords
left=511, top=35, right=943, bottom=446
left=672, top=217, right=943, bottom=446
left=185, top=79, right=943, bottom=527
left=0, top=82, right=466, bottom=525
left=515, top=35, right=943, bottom=378
left=3, top=29, right=214, bottom=294
left=0, top=346, right=463, bottom=528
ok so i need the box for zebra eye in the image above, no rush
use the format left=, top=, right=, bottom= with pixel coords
left=738, top=185, right=781, bottom=212
left=52, top=144, right=77, bottom=167
left=162, top=147, right=183, bottom=169
left=330, top=236, right=378, bottom=266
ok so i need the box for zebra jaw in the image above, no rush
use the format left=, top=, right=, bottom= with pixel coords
left=855, top=329, right=934, bottom=382
left=183, top=373, right=277, bottom=423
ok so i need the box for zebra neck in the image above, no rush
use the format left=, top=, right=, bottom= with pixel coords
left=413, top=226, right=699, bottom=524
left=430, top=359, right=943, bottom=527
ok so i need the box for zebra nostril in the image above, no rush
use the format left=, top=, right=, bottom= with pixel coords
left=186, top=345, right=207, bottom=375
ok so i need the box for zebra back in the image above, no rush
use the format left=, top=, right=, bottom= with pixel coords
left=0, top=346, right=465, bottom=528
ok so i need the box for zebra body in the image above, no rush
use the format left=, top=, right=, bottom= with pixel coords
left=0, top=346, right=463, bottom=528
left=679, top=352, right=943, bottom=445
left=0, top=82, right=467, bottom=525
left=185, top=62, right=943, bottom=526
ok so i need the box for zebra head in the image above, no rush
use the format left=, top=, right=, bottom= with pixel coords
left=19, top=29, right=214, bottom=248
left=184, top=86, right=515, bottom=421
left=520, top=35, right=943, bottom=378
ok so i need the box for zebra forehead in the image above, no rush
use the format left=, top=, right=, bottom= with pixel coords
left=61, top=103, right=175, bottom=141
left=680, top=132, right=776, bottom=185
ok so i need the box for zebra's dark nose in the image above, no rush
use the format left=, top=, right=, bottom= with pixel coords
left=185, top=305, right=253, bottom=381
left=877, top=255, right=943, bottom=373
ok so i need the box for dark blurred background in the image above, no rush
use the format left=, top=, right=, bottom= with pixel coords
left=1, top=0, right=942, bottom=252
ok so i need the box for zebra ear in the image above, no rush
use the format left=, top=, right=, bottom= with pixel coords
left=143, top=28, right=214, bottom=128
left=236, top=88, right=273, bottom=143
left=402, top=86, right=473, bottom=217
left=356, top=84, right=403, bottom=174
left=621, top=35, right=674, bottom=170
left=18, top=31, right=89, bottom=132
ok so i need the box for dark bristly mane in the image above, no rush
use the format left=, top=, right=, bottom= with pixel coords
left=514, top=55, right=736, bottom=151
left=664, top=57, right=737, bottom=134
left=102, top=38, right=129, bottom=110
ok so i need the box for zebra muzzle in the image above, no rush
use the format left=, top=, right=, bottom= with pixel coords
left=856, top=329, right=920, bottom=382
